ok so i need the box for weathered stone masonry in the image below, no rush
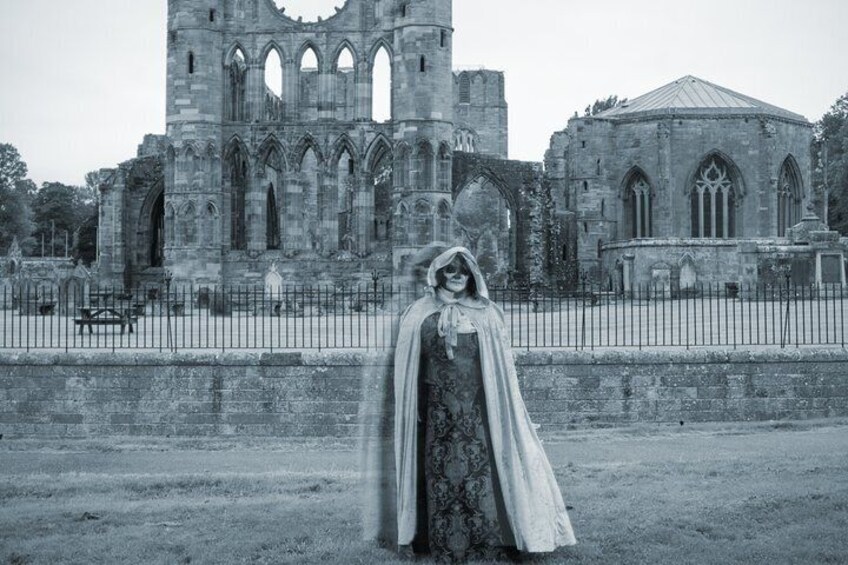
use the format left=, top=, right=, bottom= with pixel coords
left=2, top=350, right=847, bottom=438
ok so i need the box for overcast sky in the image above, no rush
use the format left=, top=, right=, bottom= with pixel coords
left=1, top=0, right=846, bottom=187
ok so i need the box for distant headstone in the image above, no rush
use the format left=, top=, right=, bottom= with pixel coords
left=264, top=264, right=283, bottom=299
left=820, top=254, right=843, bottom=285
left=650, top=263, right=671, bottom=297
left=679, top=254, right=698, bottom=291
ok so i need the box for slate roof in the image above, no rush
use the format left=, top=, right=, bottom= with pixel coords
left=595, top=76, right=807, bottom=122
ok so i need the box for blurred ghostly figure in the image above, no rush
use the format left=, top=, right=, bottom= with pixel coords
left=359, top=244, right=447, bottom=548
left=393, top=247, right=576, bottom=561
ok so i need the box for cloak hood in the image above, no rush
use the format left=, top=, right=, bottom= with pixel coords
left=426, top=246, right=489, bottom=300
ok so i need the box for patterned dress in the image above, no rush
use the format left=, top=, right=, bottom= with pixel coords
left=417, top=312, right=513, bottom=562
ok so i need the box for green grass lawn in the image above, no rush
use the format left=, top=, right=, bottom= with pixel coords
left=1, top=421, right=847, bottom=564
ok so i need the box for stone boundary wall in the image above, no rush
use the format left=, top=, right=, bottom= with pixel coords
left=1, top=350, right=847, bottom=438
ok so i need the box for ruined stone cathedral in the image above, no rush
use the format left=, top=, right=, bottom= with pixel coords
left=98, top=0, right=535, bottom=289
left=96, top=0, right=844, bottom=291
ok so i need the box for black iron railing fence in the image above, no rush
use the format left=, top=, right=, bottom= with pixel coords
left=0, top=282, right=845, bottom=352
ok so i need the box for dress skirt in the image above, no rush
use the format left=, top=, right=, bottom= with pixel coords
left=416, top=312, right=514, bottom=562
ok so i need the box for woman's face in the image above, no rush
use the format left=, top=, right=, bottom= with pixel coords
left=440, top=256, right=470, bottom=294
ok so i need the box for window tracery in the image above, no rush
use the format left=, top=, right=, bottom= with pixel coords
left=626, top=175, right=651, bottom=238
left=777, top=160, right=801, bottom=236
left=690, top=158, right=737, bottom=238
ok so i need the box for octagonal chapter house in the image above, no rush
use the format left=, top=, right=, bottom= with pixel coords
left=547, top=76, right=842, bottom=293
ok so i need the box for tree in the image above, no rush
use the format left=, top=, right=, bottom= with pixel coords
left=584, top=95, right=627, bottom=117
left=83, top=170, right=102, bottom=206
left=812, top=91, right=848, bottom=234
left=0, top=143, right=27, bottom=189
left=0, top=143, right=35, bottom=253
left=31, top=182, right=96, bottom=257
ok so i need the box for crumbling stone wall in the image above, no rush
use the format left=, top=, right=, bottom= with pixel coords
left=2, top=349, right=846, bottom=438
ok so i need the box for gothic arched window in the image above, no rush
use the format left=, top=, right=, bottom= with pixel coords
left=414, top=200, right=433, bottom=243
left=625, top=173, right=652, bottom=238
left=777, top=158, right=802, bottom=237
left=437, top=144, right=451, bottom=191
left=436, top=200, right=451, bottom=243
left=395, top=144, right=410, bottom=188
left=150, top=191, right=165, bottom=267
left=227, top=48, right=247, bottom=121
left=459, top=74, right=471, bottom=104
left=264, top=47, right=284, bottom=121
left=229, top=148, right=248, bottom=250
left=371, top=46, right=392, bottom=122
left=416, top=142, right=434, bottom=190
left=267, top=184, right=280, bottom=250
left=690, top=158, right=738, bottom=238
left=180, top=202, right=197, bottom=246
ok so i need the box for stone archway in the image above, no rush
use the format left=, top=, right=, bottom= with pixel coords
left=453, top=175, right=515, bottom=286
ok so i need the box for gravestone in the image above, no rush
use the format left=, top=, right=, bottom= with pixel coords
left=679, top=254, right=698, bottom=292
left=650, top=263, right=671, bottom=298
left=264, top=264, right=284, bottom=315
left=264, top=264, right=283, bottom=297
left=820, top=254, right=843, bottom=285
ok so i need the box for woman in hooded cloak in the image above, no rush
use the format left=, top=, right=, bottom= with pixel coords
left=394, top=247, right=576, bottom=561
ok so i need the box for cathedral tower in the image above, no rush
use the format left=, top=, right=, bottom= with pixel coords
left=165, top=0, right=225, bottom=285
left=390, top=0, right=455, bottom=271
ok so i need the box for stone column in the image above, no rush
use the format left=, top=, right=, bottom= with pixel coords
left=247, top=169, right=264, bottom=252
left=634, top=189, right=642, bottom=238
left=355, top=61, right=371, bottom=121
left=710, top=189, right=717, bottom=238
left=656, top=121, right=672, bottom=237
left=760, top=119, right=778, bottom=237
left=318, top=68, right=334, bottom=121
left=246, top=62, right=263, bottom=122
left=283, top=59, right=298, bottom=121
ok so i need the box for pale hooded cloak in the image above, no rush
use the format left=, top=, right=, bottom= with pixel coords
left=394, top=247, right=577, bottom=552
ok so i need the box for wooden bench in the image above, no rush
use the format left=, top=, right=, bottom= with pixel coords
left=74, top=308, right=137, bottom=335
left=20, top=301, right=56, bottom=316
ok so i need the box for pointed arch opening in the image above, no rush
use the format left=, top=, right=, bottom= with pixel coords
left=300, top=147, right=321, bottom=252
left=184, top=146, right=198, bottom=188
left=413, top=199, right=433, bottom=244
left=204, top=201, right=220, bottom=247
left=334, top=147, right=354, bottom=252
left=367, top=137, right=393, bottom=249
left=415, top=141, right=433, bottom=190
left=622, top=169, right=652, bottom=239
left=334, top=45, right=356, bottom=120
left=459, top=74, right=471, bottom=104
left=227, top=144, right=249, bottom=250
left=150, top=191, right=165, bottom=267
left=690, top=155, right=739, bottom=238
left=395, top=202, right=410, bottom=245
left=180, top=202, right=197, bottom=246
left=298, top=45, right=320, bottom=120
left=438, top=143, right=451, bottom=192
left=453, top=175, right=516, bottom=285
left=227, top=47, right=247, bottom=121
left=165, top=204, right=176, bottom=249
left=260, top=141, right=285, bottom=250
left=371, top=46, right=392, bottom=122
left=394, top=143, right=410, bottom=188
left=436, top=199, right=452, bottom=244
left=264, top=47, right=284, bottom=121
left=267, top=184, right=280, bottom=250
left=778, top=156, right=803, bottom=237
left=300, top=45, right=319, bottom=71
